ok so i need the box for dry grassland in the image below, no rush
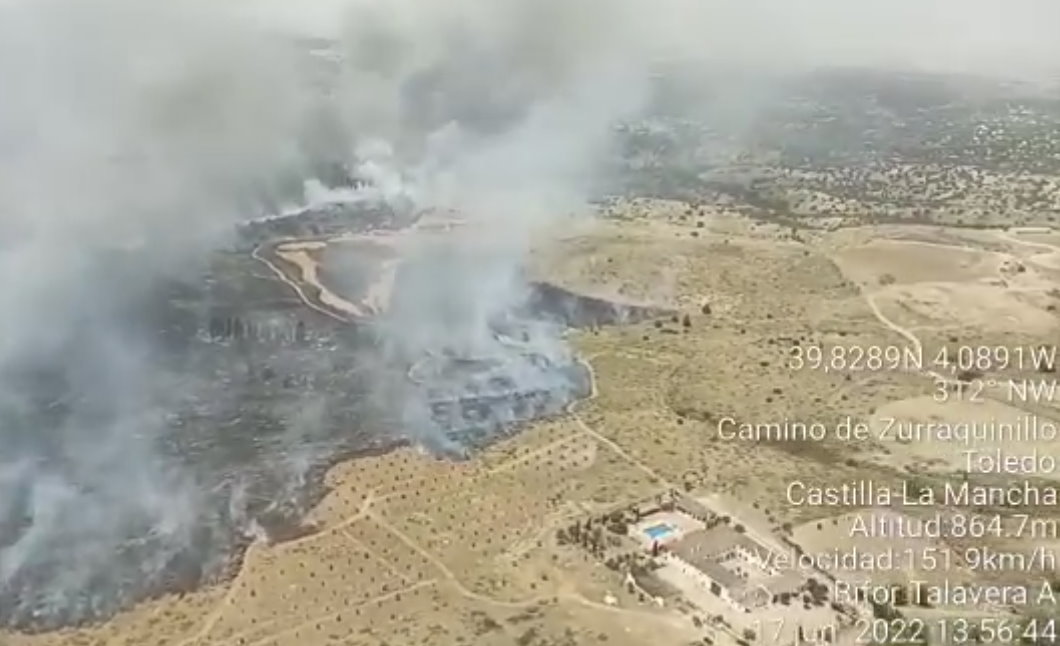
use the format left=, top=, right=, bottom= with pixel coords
left=8, top=200, right=1060, bottom=645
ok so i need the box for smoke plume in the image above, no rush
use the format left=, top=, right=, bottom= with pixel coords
left=0, top=0, right=1056, bottom=629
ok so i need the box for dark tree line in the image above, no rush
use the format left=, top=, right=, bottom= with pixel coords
left=206, top=316, right=308, bottom=344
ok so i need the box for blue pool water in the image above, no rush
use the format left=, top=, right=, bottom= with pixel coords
left=644, top=523, right=674, bottom=540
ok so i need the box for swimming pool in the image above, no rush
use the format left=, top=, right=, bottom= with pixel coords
left=643, top=522, right=674, bottom=540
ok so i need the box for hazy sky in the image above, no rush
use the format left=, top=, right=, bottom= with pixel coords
left=232, top=0, right=1060, bottom=79
left=0, top=0, right=1058, bottom=629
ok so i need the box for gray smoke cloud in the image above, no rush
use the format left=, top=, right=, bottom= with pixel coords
left=0, top=0, right=1057, bottom=629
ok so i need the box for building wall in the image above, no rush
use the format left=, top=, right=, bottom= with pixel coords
left=663, top=553, right=748, bottom=613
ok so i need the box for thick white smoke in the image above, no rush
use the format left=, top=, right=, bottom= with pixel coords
left=0, top=0, right=1056, bottom=629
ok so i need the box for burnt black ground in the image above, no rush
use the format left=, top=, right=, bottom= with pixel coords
left=0, top=206, right=655, bottom=632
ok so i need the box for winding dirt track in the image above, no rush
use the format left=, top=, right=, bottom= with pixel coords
left=252, top=243, right=351, bottom=322
left=164, top=351, right=694, bottom=646
left=840, top=228, right=1060, bottom=389
left=251, top=210, right=468, bottom=323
